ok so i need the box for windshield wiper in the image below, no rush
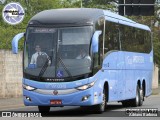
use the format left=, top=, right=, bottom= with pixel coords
left=38, top=55, right=73, bottom=80
left=57, top=56, right=73, bottom=79
left=38, top=58, right=49, bottom=79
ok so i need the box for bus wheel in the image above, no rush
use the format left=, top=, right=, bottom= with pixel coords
left=131, top=85, right=140, bottom=107
left=139, top=86, right=144, bottom=106
left=93, top=89, right=107, bottom=113
left=38, top=106, right=50, bottom=113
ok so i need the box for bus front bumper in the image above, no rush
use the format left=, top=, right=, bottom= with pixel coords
left=23, top=87, right=100, bottom=106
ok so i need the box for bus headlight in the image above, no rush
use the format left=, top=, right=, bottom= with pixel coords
left=23, top=84, right=36, bottom=91
left=76, top=81, right=95, bottom=90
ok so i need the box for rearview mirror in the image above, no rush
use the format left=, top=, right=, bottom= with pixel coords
left=92, top=31, right=102, bottom=53
left=12, top=32, right=24, bottom=54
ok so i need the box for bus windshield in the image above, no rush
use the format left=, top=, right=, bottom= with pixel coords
left=24, top=26, right=92, bottom=81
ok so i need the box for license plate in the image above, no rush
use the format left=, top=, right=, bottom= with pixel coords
left=50, top=100, right=62, bottom=105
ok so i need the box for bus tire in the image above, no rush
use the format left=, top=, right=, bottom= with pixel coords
left=38, top=106, right=50, bottom=113
left=131, top=85, right=140, bottom=107
left=92, top=88, right=107, bottom=113
left=139, top=86, right=144, bottom=106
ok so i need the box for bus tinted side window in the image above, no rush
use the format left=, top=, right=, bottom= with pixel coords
left=104, top=21, right=119, bottom=54
left=134, top=29, right=144, bottom=52
left=137, top=29, right=147, bottom=53
left=121, top=25, right=151, bottom=53
left=144, top=31, right=152, bottom=53
left=121, top=26, right=132, bottom=51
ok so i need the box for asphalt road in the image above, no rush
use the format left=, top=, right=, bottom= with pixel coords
left=1, top=94, right=160, bottom=119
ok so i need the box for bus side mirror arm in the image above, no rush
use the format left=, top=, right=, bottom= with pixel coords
left=92, top=31, right=102, bottom=53
left=12, top=32, right=25, bottom=54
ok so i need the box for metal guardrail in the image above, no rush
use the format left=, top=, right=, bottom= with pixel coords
left=118, top=4, right=156, bottom=6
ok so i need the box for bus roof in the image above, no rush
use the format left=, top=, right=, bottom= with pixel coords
left=29, top=8, right=103, bottom=26
left=29, top=8, right=150, bottom=31
left=103, top=10, right=151, bottom=31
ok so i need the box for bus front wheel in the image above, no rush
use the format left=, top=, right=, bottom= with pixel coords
left=92, top=89, right=107, bottom=113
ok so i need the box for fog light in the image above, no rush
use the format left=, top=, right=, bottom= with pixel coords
left=25, top=96, right=31, bottom=101
left=82, top=95, right=91, bottom=101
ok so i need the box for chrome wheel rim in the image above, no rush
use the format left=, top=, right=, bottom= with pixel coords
left=136, top=88, right=139, bottom=105
left=140, top=89, right=143, bottom=102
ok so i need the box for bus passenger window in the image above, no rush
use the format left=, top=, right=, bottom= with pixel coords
left=104, top=22, right=119, bottom=54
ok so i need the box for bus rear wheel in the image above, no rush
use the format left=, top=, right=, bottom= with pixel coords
left=130, top=85, right=140, bottom=107
left=139, top=86, right=144, bottom=106
left=38, top=106, right=50, bottom=113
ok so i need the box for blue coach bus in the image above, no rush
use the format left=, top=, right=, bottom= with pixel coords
left=12, top=8, right=153, bottom=113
